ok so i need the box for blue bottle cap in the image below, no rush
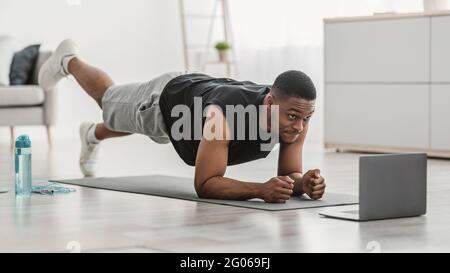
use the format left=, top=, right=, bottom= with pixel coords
left=15, top=134, right=31, bottom=148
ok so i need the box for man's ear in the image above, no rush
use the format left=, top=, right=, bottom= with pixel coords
left=266, top=94, right=275, bottom=108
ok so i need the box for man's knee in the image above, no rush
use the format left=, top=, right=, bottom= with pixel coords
left=96, top=84, right=112, bottom=109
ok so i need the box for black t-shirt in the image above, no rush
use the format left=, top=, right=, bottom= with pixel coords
left=159, top=73, right=273, bottom=166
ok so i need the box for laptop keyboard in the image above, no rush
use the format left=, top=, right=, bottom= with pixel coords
left=343, top=210, right=359, bottom=214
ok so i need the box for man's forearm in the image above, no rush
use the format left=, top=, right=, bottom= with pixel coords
left=288, top=172, right=304, bottom=196
left=198, top=176, right=262, bottom=200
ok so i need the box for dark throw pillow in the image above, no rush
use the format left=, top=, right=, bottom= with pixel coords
left=9, top=44, right=41, bottom=85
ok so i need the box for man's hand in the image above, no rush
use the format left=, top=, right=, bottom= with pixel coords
left=260, top=176, right=295, bottom=203
left=301, top=169, right=326, bottom=200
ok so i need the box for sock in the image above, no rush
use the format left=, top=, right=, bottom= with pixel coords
left=61, top=54, right=76, bottom=75
left=86, top=124, right=100, bottom=144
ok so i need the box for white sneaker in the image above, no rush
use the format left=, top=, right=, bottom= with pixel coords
left=79, top=122, right=101, bottom=177
left=38, top=39, right=77, bottom=91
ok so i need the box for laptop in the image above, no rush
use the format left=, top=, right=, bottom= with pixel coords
left=319, top=153, right=427, bottom=221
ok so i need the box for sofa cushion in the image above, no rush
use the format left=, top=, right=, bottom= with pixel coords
left=0, top=85, right=45, bottom=106
left=0, top=36, right=14, bottom=86
left=9, top=44, right=41, bottom=85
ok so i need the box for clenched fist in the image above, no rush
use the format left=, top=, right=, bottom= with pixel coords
left=301, top=169, right=326, bottom=200
left=260, top=176, right=295, bottom=203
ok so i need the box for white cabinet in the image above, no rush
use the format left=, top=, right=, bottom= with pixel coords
left=325, top=84, right=429, bottom=149
left=431, top=16, right=450, bottom=82
left=325, top=18, right=429, bottom=83
left=324, top=13, right=450, bottom=156
left=430, top=85, right=450, bottom=150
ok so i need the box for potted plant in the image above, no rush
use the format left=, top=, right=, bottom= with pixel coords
left=214, top=41, right=230, bottom=62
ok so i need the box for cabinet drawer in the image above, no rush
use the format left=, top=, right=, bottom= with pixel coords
left=325, top=84, right=429, bottom=148
left=431, top=16, right=450, bottom=82
left=325, top=18, right=429, bottom=83
left=430, top=85, right=450, bottom=150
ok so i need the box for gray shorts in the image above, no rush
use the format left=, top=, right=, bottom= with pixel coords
left=101, top=71, right=190, bottom=144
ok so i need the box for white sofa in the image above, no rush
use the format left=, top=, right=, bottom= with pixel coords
left=0, top=51, right=57, bottom=147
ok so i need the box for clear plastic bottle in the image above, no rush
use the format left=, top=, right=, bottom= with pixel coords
left=15, top=135, right=32, bottom=196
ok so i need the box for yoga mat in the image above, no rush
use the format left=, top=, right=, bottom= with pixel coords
left=53, top=175, right=358, bottom=211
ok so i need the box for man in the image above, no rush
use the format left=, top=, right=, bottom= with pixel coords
left=39, top=39, right=326, bottom=203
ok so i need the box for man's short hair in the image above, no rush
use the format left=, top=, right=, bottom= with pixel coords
left=271, top=70, right=316, bottom=101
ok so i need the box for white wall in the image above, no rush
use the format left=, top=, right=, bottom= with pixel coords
left=0, top=0, right=343, bottom=146
left=0, top=0, right=185, bottom=143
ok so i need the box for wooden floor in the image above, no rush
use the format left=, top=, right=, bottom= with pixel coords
left=1, top=135, right=450, bottom=253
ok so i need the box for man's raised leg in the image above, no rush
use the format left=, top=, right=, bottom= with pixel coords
left=66, top=57, right=132, bottom=142
left=38, top=39, right=131, bottom=176
left=66, top=55, right=131, bottom=176
left=66, top=57, right=114, bottom=108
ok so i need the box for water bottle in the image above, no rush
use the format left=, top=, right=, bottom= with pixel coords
left=15, top=135, right=32, bottom=196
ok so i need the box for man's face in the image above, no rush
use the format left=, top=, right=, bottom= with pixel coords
left=269, top=95, right=315, bottom=143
